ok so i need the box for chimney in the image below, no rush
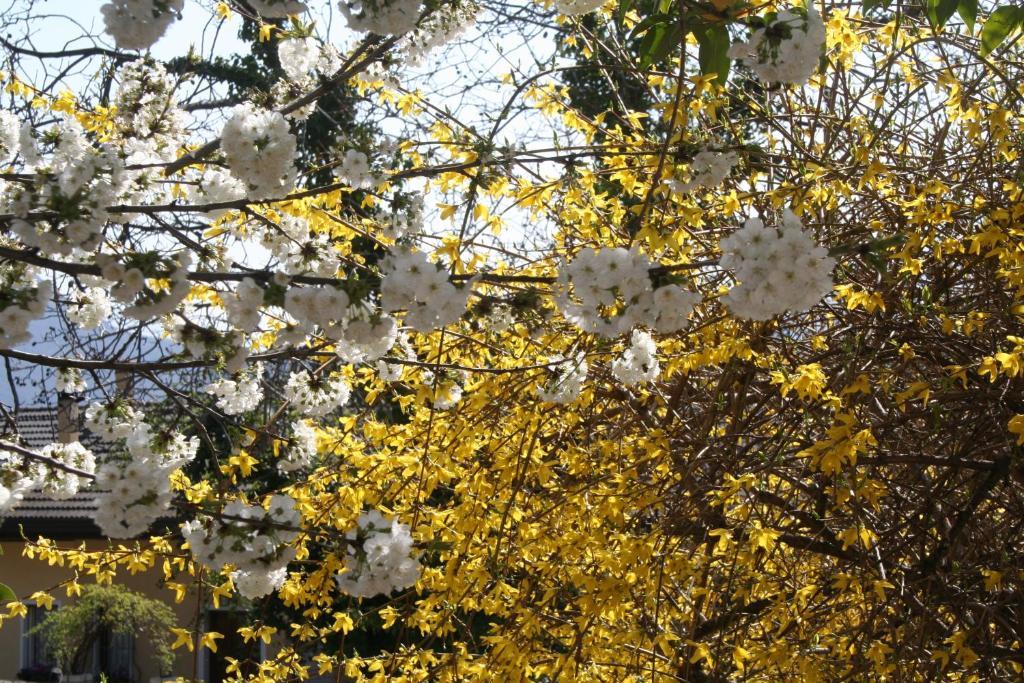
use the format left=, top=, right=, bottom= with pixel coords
left=56, top=393, right=79, bottom=444
left=115, top=369, right=132, bottom=397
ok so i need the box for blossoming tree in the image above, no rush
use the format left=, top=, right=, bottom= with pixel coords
left=1, top=0, right=1024, bottom=679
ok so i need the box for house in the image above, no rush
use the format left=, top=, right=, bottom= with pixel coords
left=0, top=401, right=266, bottom=682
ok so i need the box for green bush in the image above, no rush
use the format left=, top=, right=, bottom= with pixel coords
left=30, top=584, right=176, bottom=676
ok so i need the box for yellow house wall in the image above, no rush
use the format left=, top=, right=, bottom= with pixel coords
left=0, top=540, right=202, bottom=681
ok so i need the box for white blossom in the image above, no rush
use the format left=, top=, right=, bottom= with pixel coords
left=334, top=149, right=378, bottom=190
left=262, top=216, right=339, bottom=277
left=340, top=0, right=422, bottom=36
left=552, top=0, right=607, bottom=16
left=611, top=329, right=660, bottom=387
left=284, top=371, right=351, bottom=417
left=67, top=287, right=113, bottom=330
left=191, top=168, right=246, bottom=219
left=248, top=0, right=308, bottom=17
left=380, top=249, right=469, bottom=332
left=278, top=420, right=318, bottom=472
left=183, top=494, right=300, bottom=599
left=719, top=209, right=835, bottom=320
left=85, top=401, right=145, bottom=441
left=664, top=149, right=738, bottom=194
left=334, top=306, right=399, bottom=364
left=0, top=278, right=51, bottom=349
left=649, top=284, right=700, bottom=334
left=336, top=510, right=420, bottom=598
left=224, top=278, right=265, bottom=333
left=205, top=364, right=264, bottom=415
left=100, top=0, right=184, bottom=50
left=537, top=352, right=588, bottom=404
left=278, top=37, right=321, bottom=81
left=221, top=105, right=298, bottom=201
left=555, top=247, right=653, bottom=338
left=0, top=110, right=20, bottom=164
left=0, top=459, right=34, bottom=516
left=728, top=5, right=826, bottom=86
left=27, top=442, right=96, bottom=500
left=55, top=367, right=87, bottom=394
left=94, top=421, right=198, bottom=539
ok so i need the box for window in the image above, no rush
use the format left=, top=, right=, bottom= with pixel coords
left=201, top=610, right=266, bottom=683
left=86, top=631, right=134, bottom=683
left=20, top=601, right=58, bottom=673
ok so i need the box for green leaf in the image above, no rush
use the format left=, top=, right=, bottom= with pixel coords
left=0, top=582, right=17, bottom=603
left=639, top=23, right=668, bottom=69
left=957, top=0, right=977, bottom=32
left=927, top=0, right=959, bottom=27
left=981, top=6, right=1023, bottom=55
left=628, top=12, right=673, bottom=41
left=863, top=0, right=893, bottom=12
left=617, top=0, right=636, bottom=24
left=697, top=24, right=732, bottom=83
left=650, top=24, right=686, bottom=66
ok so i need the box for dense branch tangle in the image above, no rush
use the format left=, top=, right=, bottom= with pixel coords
left=0, top=0, right=1023, bottom=680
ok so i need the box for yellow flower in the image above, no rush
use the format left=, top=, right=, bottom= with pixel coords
left=170, top=627, right=194, bottom=652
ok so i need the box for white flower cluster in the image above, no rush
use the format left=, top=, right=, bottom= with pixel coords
left=224, top=278, right=265, bottom=333
left=262, top=215, right=340, bottom=277
left=0, top=463, right=34, bottom=516
left=334, top=150, right=378, bottom=190
left=383, top=193, right=425, bottom=240
left=380, top=249, right=469, bottom=332
left=648, top=284, right=701, bottom=334
left=335, top=305, right=399, bottom=364
left=552, top=0, right=607, bottom=15
left=55, top=367, right=87, bottom=394
left=66, top=287, right=113, bottom=330
left=164, top=309, right=248, bottom=372
left=556, top=247, right=651, bottom=337
left=101, top=0, right=183, bottom=50
left=249, top=0, right=308, bottom=17
left=95, top=424, right=198, bottom=538
left=284, top=371, right=351, bottom=417
left=665, top=150, right=738, bottom=194
left=278, top=37, right=321, bottom=82
left=556, top=248, right=701, bottom=338
left=26, top=442, right=96, bottom=500
left=537, top=352, right=588, bottom=404
left=0, top=110, right=19, bottom=164
left=113, top=59, right=185, bottom=170
left=340, top=0, right=422, bottom=36
left=552, top=0, right=606, bottom=15
left=611, top=329, right=660, bottom=387
left=98, top=252, right=192, bottom=320
left=719, top=210, right=835, bottom=320
left=403, top=3, right=478, bottom=66
left=376, top=331, right=414, bottom=382
left=423, top=370, right=466, bottom=410
left=205, top=364, right=264, bottom=416
left=9, top=119, right=125, bottom=257
left=278, top=420, right=318, bottom=473
left=336, top=510, right=420, bottom=598
left=221, top=105, right=298, bottom=201
left=182, top=494, right=301, bottom=599
left=85, top=401, right=144, bottom=441
left=0, top=279, right=51, bottom=349
left=728, top=6, right=826, bottom=86
left=190, top=168, right=246, bottom=219
left=283, top=284, right=350, bottom=335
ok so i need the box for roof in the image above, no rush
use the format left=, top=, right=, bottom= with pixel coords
left=0, top=404, right=182, bottom=540
left=8, top=490, right=100, bottom=520
left=1, top=404, right=110, bottom=539
left=0, top=404, right=111, bottom=456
